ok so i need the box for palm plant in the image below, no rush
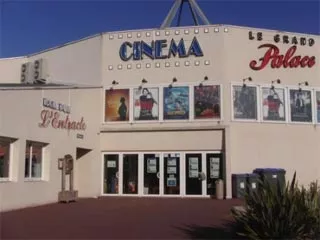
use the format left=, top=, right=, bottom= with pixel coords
left=232, top=172, right=320, bottom=239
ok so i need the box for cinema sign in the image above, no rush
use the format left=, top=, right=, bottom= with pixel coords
left=119, top=37, right=204, bottom=61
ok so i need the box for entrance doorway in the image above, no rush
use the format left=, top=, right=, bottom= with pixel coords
left=103, top=154, right=119, bottom=194
left=185, top=153, right=202, bottom=195
left=102, top=151, right=223, bottom=197
left=123, top=154, right=139, bottom=194
left=143, top=153, right=160, bottom=195
left=163, top=153, right=180, bottom=195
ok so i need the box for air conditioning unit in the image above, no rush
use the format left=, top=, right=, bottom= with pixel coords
left=20, top=62, right=33, bottom=84
left=33, top=58, right=47, bottom=84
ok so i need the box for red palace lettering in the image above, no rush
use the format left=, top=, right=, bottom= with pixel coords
left=250, top=44, right=316, bottom=70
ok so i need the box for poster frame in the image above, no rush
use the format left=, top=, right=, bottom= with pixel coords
left=260, top=84, right=288, bottom=124
left=314, top=88, right=320, bottom=125
left=192, top=83, right=223, bottom=122
left=162, top=84, right=191, bottom=122
left=230, top=83, right=260, bottom=123
left=132, top=86, right=160, bottom=123
left=287, top=86, right=314, bottom=125
left=103, top=87, right=132, bottom=124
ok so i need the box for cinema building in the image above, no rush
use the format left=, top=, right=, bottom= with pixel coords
left=0, top=2, right=319, bottom=212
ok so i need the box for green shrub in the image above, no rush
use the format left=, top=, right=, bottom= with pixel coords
left=231, top=172, right=320, bottom=239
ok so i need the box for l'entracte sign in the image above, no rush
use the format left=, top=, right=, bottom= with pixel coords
left=39, top=98, right=86, bottom=131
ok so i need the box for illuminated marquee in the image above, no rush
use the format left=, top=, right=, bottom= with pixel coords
left=119, top=37, right=204, bottom=61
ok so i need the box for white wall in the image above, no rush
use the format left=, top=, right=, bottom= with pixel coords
left=28, top=35, right=103, bottom=86
left=223, top=26, right=320, bottom=190
left=0, top=57, right=27, bottom=83
left=0, top=87, right=101, bottom=212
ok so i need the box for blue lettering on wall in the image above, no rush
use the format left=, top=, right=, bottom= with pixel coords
left=155, top=40, right=167, bottom=59
left=141, top=41, right=154, bottom=60
left=188, top=37, right=204, bottom=57
left=119, top=42, right=133, bottom=61
left=168, top=38, right=187, bottom=58
left=132, top=42, right=141, bottom=60
left=119, top=37, right=204, bottom=61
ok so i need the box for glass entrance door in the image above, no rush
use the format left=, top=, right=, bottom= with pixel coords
left=103, top=154, right=119, bottom=194
left=185, top=153, right=202, bottom=195
left=206, top=153, right=223, bottom=196
left=164, top=153, right=180, bottom=195
left=123, top=154, right=139, bottom=194
left=143, top=154, right=160, bottom=195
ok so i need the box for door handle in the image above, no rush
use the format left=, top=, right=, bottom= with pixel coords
left=198, top=172, right=206, bottom=181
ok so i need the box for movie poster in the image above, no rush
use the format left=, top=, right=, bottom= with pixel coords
left=233, top=86, right=257, bottom=120
left=194, top=85, right=221, bottom=119
left=289, top=89, right=312, bottom=122
left=105, top=89, right=130, bottom=122
left=163, top=86, right=189, bottom=120
left=261, top=87, right=286, bottom=121
left=316, top=91, right=320, bottom=123
left=133, top=87, right=159, bottom=121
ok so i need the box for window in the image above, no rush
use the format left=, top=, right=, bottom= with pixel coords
left=0, top=137, right=11, bottom=179
left=25, top=141, right=45, bottom=179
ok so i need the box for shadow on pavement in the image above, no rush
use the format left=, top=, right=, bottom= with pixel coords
left=177, top=221, right=246, bottom=239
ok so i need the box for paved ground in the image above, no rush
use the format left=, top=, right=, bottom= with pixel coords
left=0, top=197, right=244, bottom=239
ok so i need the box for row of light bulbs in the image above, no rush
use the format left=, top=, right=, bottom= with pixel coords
left=108, top=60, right=211, bottom=71
left=111, top=77, right=310, bottom=91
left=108, top=27, right=229, bottom=40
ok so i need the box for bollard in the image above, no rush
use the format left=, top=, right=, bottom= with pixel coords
left=215, top=179, right=224, bottom=200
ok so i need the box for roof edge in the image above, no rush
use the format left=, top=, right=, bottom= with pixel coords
left=103, top=24, right=319, bottom=37
left=0, top=56, right=27, bottom=61
left=27, top=33, right=103, bottom=58
left=223, top=24, right=319, bottom=37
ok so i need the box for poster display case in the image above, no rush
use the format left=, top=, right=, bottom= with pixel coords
left=289, top=89, right=313, bottom=123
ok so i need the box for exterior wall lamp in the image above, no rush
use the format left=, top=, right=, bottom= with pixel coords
left=169, top=77, right=178, bottom=88
left=271, top=79, right=281, bottom=90
left=242, top=77, right=252, bottom=88
left=298, top=81, right=309, bottom=92
left=110, top=80, right=119, bottom=90
left=199, top=76, right=209, bottom=88
left=138, top=78, right=148, bottom=90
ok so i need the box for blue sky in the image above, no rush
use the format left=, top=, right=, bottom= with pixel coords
left=0, top=0, right=319, bottom=58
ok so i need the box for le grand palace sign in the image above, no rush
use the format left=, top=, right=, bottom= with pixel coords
left=249, top=31, right=316, bottom=71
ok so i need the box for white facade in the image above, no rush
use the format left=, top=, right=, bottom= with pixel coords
left=0, top=24, right=319, bottom=212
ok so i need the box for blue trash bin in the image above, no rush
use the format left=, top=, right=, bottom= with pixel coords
left=232, top=174, right=247, bottom=198
left=246, top=173, right=259, bottom=195
left=253, top=168, right=286, bottom=190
